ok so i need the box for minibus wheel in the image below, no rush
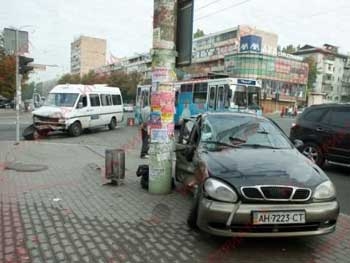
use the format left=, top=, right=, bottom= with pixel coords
left=69, top=121, right=82, bottom=137
left=108, top=117, right=117, bottom=130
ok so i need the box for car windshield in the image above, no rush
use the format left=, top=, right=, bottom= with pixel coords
left=200, top=114, right=292, bottom=150
left=44, top=93, right=79, bottom=107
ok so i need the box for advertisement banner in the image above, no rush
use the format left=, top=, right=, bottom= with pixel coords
left=240, top=35, right=262, bottom=53
left=151, top=129, right=169, bottom=143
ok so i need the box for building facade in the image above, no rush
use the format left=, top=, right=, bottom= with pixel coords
left=294, top=44, right=350, bottom=104
left=225, top=53, right=308, bottom=112
left=184, top=25, right=278, bottom=76
left=71, top=36, right=106, bottom=77
left=95, top=53, right=151, bottom=81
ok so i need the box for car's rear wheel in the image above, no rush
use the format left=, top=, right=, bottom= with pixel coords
left=108, top=117, right=117, bottom=130
left=302, top=142, right=325, bottom=167
left=69, top=121, right=82, bottom=137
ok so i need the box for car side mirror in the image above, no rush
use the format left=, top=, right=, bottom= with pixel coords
left=77, top=102, right=83, bottom=109
left=294, top=139, right=304, bottom=151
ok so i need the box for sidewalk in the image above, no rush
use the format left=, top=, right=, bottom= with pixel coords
left=1, top=138, right=350, bottom=262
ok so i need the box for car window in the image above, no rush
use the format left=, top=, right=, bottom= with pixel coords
left=303, top=108, right=328, bottom=122
left=89, top=94, right=101, bottom=107
left=329, top=108, right=350, bottom=128
left=77, top=95, right=87, bottom=108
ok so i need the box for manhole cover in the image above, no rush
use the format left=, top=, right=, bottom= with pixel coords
left=6, top=162, right=48, bottom=172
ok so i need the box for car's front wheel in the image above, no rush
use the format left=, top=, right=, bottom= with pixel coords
left=302, top=142, right=325, bottom=167
left=68, top=121, right=82, bottom=137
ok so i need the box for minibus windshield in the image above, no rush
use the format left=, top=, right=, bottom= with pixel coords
left=44, top=93, right=79, bottom=107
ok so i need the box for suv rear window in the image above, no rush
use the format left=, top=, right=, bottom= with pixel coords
left=303, top=108, right=328, bottom=122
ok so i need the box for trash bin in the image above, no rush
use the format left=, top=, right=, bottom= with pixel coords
left=105, top=149, right=125, bottom=184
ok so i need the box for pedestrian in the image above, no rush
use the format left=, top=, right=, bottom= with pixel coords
left=140, top=105, right=151, bottom=159
left=280, top=107, right=284, bottom=118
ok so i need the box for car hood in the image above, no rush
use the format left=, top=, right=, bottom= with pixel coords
left=200, top=148, right=328, bottom=189
left=33, top=106, right=72, bottom=118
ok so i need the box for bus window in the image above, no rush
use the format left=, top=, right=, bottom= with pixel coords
left=209, top=86, right=216, bottom=108
left=193, top=82, right=208, bottom=104
left=141, top=90, right=149, bottom=107
left=224, top=85, right=230, bottom=108
left=181, top=84, right=192, bottom=92
left=217, top=86, right=224, bottom=109
left=175, top=91, right=179, bottom=106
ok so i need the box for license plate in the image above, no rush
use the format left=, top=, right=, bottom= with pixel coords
left=252, top=211, right=306, bottom=225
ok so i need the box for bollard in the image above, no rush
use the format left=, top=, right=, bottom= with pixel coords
left=127, top=117, right=135, bottom=126
left=105, top=149, right=125, bottom=185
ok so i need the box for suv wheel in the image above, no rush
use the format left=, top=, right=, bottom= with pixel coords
left=302, top=142, right=325, bottom=167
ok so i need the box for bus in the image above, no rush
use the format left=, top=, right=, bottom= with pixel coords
left=135, top=85, right=151, bottom=124
left=134, top=78, right=262, bottom=125
left=174, top=78, right=262, bottom=124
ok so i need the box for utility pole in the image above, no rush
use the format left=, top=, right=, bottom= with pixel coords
left=15, top=29, right=20, bottom=144
left=148, top=0, right=178, bottom=194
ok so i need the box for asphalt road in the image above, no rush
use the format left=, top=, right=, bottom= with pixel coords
left=0, top=110, right=349, bottom=215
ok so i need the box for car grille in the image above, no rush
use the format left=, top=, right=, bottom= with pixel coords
left=241, top=186, right=311, bottom=201
left=35, top=116, right=59, bottom=123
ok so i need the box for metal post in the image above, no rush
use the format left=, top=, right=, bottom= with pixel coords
left=148, top=0, right=178, bottom=194
left=15, top=29, right=20, bottom=144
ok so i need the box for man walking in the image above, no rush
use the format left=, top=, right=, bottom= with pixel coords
left=140, top=105, right=151, bottom=159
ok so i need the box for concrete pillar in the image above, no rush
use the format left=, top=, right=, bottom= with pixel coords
left=148, top=0, right=178, bottom=194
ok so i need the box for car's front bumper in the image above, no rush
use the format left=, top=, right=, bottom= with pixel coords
left=197, top=197, right=339, bottom=237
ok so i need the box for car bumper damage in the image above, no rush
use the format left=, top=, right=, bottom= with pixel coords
left=197, top=197, right=339, bottom=237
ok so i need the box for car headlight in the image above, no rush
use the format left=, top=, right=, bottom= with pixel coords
left=33, top=116, right=39, bottom=122
left=313, top=181, right=336, bottom=201
left=204, top=178, right=238, bottom=203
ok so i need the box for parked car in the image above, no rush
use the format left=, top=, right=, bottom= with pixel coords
left=290, top=103, right=350, bottom=167
left=123, top=104, right=134, bottom=112
left=0, top=100, right=14, bottom=109
left=176, top=112, right=339, bottom=237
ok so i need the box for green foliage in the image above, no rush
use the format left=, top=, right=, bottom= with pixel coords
left=194, top=29, right=205, bottom=39
left=303, top=56, right=318, bottom=92
left=57, top=70, right=145, bottom=102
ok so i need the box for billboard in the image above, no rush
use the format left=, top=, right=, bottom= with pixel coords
left=240, top=35, right=262, bottom=53
left=176, top=0, right=194, bottom=67
left=3, top=28, right=29, bottom=55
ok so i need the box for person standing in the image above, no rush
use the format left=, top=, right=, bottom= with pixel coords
left=140, top=105, right=151, bottom=159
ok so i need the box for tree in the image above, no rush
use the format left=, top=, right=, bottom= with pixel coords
left=58, top=73, right=81, bottom=84
left=193, top=29, right=205, bottom=39
left=303, top=56, right=318, bottom=92
left=282, top=44, right=297, bottom=54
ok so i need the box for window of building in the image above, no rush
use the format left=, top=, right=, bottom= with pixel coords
left=89, top=94, right=101, bottom=107
left=112, top=95, right=122, bottom=105
left=193, top=82, right=208, bottom=104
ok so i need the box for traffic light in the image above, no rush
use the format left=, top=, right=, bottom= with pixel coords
left=19, top=56, right=34, bottom=75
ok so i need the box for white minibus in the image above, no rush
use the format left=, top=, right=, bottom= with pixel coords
left=30, top=84, right=124, bottom=138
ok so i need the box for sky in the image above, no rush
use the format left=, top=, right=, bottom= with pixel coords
left=1, top=0, right=350, bottom=82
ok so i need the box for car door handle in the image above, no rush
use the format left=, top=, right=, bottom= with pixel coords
left=316, top=127, right=328, bottom=132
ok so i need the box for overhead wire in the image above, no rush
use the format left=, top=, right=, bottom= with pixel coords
left=195, top=0, right=227, bottom=11
left=195, top=0, right=253, bottom=21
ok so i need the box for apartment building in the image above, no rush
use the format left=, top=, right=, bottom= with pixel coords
left=294, top=44, right=349, bottom=104
left=71, top=36, right=106, bottom=77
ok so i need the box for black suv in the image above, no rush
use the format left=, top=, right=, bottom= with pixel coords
left=290, top=104, right=350, bottom=167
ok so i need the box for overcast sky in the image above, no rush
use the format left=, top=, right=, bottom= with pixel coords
left=1, top=0, right=350, bottom=82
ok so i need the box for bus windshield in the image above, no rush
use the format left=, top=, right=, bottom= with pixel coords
left=231, top=86, right=260, bottom=110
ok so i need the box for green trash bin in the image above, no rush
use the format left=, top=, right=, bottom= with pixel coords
left=148, top=142, right=173, bottom=195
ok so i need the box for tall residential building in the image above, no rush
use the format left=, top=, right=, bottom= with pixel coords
left=294, top=44, right=349, bottom=104
left=70, top=36, right=106, bottom=77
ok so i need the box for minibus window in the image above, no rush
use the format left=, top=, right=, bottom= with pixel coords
left=90, top=94, right=101, bottom=107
